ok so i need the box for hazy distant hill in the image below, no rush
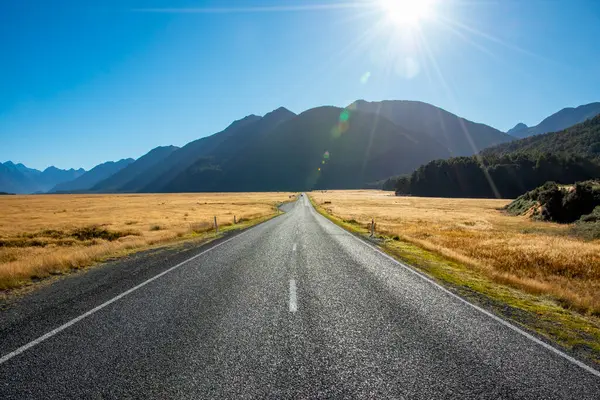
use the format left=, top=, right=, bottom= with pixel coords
left=483, top=114, right=600, bottom=158
left=91, top=146, right=179, bottom=192
left=51, top=159, right=134, bottom=193
left=507, top=123, right=528, bottom=135
left=132, top=108, right=297, bottom=193
left=163, top=106, right=452, bottom=192
left=508, top=102, right=600, bottom=138
left=351, top=100, right=513, bottom=156
left=0, top=161, right=85, bottom=194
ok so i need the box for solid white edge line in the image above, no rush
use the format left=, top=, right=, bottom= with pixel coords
left=0, top=225, right=260, bottom=366
left=309, top=197, right=600, bottom=379
left=289, top=279, right=298, bottom=313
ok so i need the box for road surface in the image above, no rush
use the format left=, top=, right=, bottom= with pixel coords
left=0, top=195, right=599, bottom=399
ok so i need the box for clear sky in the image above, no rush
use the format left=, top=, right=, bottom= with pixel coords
left=1, top=0, right=599, bottom=170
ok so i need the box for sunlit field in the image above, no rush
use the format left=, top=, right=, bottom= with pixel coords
left=311, top=190, right=600, bottom=315
left=0, top=193, right=293, bottom=290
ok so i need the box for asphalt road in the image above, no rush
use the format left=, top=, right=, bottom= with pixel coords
left=1, top=195, right=599, bottom=399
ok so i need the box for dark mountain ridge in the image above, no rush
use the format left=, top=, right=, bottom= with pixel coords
left=136, top=108, right=296, bottom=193
left=508, top=102, right=600, bottom=138
left=163, top=106, right=452, bottom=192
left=121, top=114, right=265, bottom=193
left=91, top=146, right=180, bottom=193
left=483, top=114, right=600, bottom=159
left=351, top=99, right=513, bottom=156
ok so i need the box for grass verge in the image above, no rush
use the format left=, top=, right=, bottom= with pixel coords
left=309, top=194, right=600, bottom=367
left=0, top=193, right=296, bottom=294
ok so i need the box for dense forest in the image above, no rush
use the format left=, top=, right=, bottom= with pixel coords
left=389, top=153, right=600, bottom=199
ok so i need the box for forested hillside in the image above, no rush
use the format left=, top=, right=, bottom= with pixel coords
left=401, top=153, right=600, bottom=198
left=483, top=115, right=600, bottom=158
left=507, top=102, right=600, bottom=139
left=387, top=115, right=600, bottom=199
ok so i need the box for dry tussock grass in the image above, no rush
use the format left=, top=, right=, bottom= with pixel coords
left=311, top=190, right=600, bottom=315
left=0, top=193, right=293, bottom=290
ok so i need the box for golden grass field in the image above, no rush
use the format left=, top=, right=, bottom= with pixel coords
left=0, top=193, right=294, bottom=290
left=311, top=190, right=600, bottom=316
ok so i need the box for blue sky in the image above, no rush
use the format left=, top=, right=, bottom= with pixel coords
left=1, top=0, right=599, bottom=170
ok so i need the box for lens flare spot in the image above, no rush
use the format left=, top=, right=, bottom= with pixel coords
left=324, top=151, right=330, bottom=159
left=318, top=168, right=321, bottom=172
left=360, top=71, right=371, bottom=84
left=395, top=56, right=420, bottom=79
left=340, top=109, right=350, bottom=122
left=341, top=121, right=350, bottom=133
left=322, top=160, right=325, bottom=164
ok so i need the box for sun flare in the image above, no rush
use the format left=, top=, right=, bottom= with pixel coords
left=379, top=0, right=435, bottom=26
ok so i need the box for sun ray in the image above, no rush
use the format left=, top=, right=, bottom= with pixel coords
left=437, top=14, right=547, bottom=62
left=132, top=3, right=370, bottom=14
left=412, top=26, right=500, bottom=198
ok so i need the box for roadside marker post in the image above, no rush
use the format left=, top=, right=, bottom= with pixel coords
left=370, top=219, right=375, bottom=237
left=214, top=216, right=218, bottom=233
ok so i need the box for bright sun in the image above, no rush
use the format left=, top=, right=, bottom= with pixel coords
left=379, top=0, right=435, bottom=26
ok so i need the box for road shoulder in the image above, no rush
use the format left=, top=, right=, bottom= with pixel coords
left=308, top=193, right=600, bottom=369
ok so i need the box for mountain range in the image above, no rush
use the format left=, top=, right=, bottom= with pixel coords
left=483, top=114, right=600, bottom=158
left=2, top=99, right=599, bottom=194
left=507, top=102, right=600, bottom=138
left=50, top=159, right=135, bottom=193
left=90, top=146, right=180, bottom=193
left=0, top=162, right=85, bottom=194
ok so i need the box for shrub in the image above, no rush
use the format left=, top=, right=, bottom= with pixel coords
left=71, top=226, right=138, bottom=241
left=507, top=181, right=600, bottom=223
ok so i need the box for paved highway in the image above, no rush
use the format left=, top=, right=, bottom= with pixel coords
left=0, top=195, right=599, bottom=398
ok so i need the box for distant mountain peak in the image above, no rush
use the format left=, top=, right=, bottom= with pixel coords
left=510, top=102, right=600, bottom=138
left=263, top=106, right=296, bottom=121
left=269, top=106, right=293, bottom=114
left=226, top=114, right=262, bottom=130
left=507, top=123, right=528, bottom=135
left=351, top=99, right=512, bottom=157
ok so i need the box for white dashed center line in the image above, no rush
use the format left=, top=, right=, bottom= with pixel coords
left=292, top=243, right=297, bottom=251
left=289, top=279, right=298, bottom=313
